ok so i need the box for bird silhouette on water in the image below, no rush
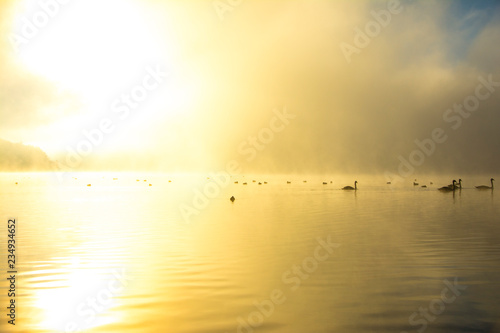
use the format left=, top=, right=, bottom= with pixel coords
left=439, top=180, right=456, bottom=192
left=476, top=178, right=494, bottom=190
left=342, top=181, right=357, bottom=190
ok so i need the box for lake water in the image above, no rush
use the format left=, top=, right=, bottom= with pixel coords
left=1, top=172, right=499, bottom=333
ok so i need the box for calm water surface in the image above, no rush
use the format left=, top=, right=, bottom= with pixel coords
left=1, top=173, right=499, bottom=333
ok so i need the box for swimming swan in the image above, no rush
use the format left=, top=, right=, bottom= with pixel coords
left=439, top=180, right=456, bottom=192
left=342, top=181, right=357, bottom=190
left=476, top=178, right=494, bottom=190
left=448, top=179, right=462, bottom=189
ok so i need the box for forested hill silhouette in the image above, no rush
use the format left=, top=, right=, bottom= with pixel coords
left=0, top=139, right=55, bottom=171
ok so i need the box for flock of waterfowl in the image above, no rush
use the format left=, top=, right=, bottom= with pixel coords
left=436, top=178, right=495, bottom=191
left=340, top=178, right=494, bottom=192
left=228, top=178, right=495, bottom=201
left=10, top=175, right=494, bottom=204
left=11, top=176, right=494, bottom=190
left=338, top=178, right=494, bottom=192
left=84, top=178, right=156, bottom=187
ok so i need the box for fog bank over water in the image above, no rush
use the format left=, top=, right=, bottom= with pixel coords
left=0, top=0, right=499, bottom=175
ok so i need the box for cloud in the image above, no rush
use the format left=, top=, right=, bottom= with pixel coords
left=1, top=0, right=499, bottom=174
left=0, top=65, right=79, bottom=131
left=0, top=1, right=80, bottom=134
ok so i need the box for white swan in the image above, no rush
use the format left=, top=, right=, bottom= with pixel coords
left=448, top=179, right=462, bottom=189
left=439, top=180, right=456, bottom=192
left=342, top=181, right=357, bottom=190
left=476, top=178, right=494, bottom=190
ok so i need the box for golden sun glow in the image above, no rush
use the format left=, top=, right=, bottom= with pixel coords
left=15, top=0, right=165, bottom=99
left=10, top=0, right=201, bottom=154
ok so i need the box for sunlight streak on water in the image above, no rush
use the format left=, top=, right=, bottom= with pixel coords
left=1, top=173, right=499, bottom=333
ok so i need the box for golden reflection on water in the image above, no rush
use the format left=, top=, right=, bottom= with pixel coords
left=25, top=243, right=131, bottom=332
left=1, top=173, right=500, bottom=332
left=4, top=174, right=142, bottom=333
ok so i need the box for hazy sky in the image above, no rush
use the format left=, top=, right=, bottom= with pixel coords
left=1, top=0, right=499, bottom=175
